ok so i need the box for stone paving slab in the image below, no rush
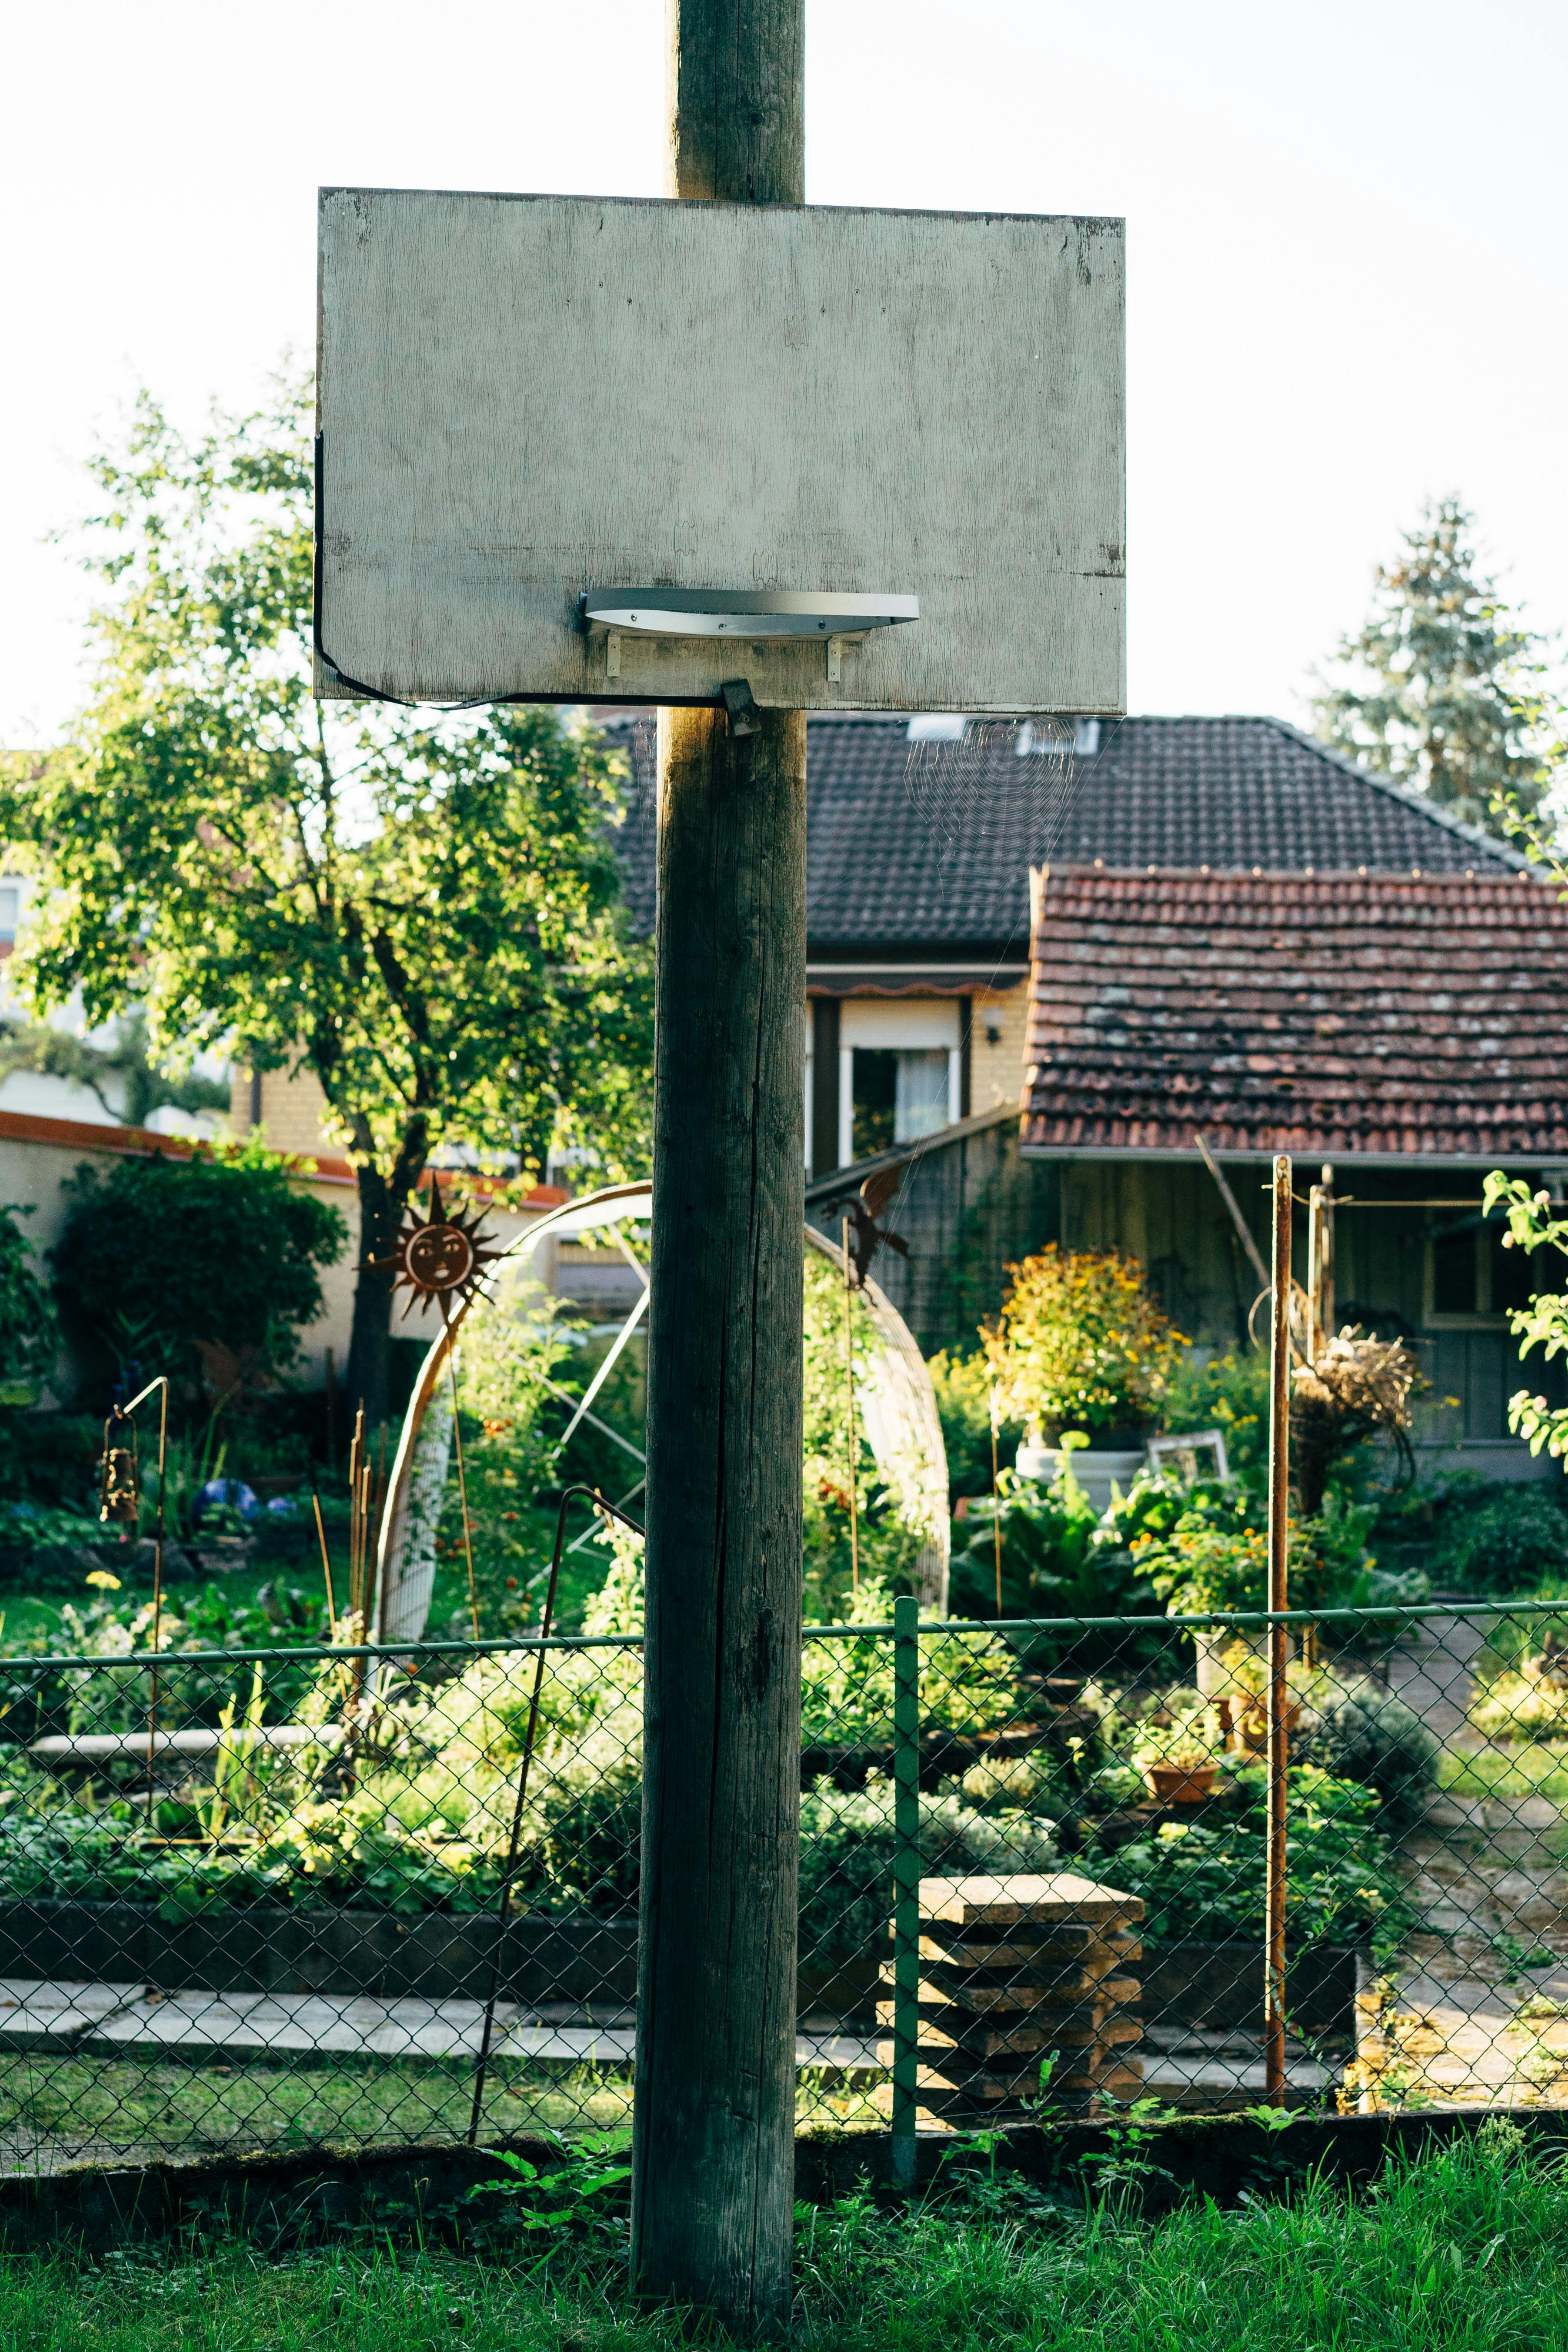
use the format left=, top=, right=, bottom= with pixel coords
left=0, top=1977, right=145, bottom=2054
left=0, top=1975, right=882, bottom=2076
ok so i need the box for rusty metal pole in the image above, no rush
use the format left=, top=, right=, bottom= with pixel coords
left=1264, top=1154, right=1293, bottom=2101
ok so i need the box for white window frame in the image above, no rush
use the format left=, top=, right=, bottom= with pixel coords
left=837, top=996, right=962, bottom=1167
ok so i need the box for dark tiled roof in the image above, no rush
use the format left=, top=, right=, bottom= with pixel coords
left=1020, top=866, right=1568, bottom=1163
left=603, top=712, right=1523, bottom=954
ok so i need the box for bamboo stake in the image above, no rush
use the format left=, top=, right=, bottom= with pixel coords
left=842, top=1218, right=860, bottom=1594
left=989, top=1384, right=1004, bottom=1616
left=447, top=1333, right=481, bottom=1637
left=1265, top=1154, right=1293, bottom=2102
left=469, top=1483, right=646, bottom=2144
left=311, top=1486, right=337, bottom=1633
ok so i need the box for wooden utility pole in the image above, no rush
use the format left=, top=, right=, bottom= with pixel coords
left=630, top=1, right=807, bottom=2334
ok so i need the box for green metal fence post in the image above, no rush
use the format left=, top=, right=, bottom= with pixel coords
left=891, top=1592, right=920, bottom=2184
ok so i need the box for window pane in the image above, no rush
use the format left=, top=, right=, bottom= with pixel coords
left=893, top=1047, right=950, bottom=1142
left=851, top=1049, right=898, bottom=1160
left=1432, top=1227, right=1478, bottom=1316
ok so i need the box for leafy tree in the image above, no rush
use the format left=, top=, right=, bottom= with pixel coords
left=1313, top=497, right=1563, bottom=836
left=1, top=375, right=652, bottom=1426
left=0, top=1007, right=228, bottom=1129
left=50, top=1146, right=345, bottom=1404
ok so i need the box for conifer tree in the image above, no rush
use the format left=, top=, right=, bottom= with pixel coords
left=1313, top=498, right=1563, bottom=838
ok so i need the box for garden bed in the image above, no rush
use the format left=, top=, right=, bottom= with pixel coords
left=0, top=1899, right=638, bottom=2006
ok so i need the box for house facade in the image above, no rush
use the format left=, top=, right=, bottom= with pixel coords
left=613, top=709, right=1563, bottom=1480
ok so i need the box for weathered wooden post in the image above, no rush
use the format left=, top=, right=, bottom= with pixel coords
left=630, top=2, right=807, bottom=2332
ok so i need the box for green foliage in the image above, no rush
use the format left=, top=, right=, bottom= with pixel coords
left=1090, top=1765, right=1409, bottom=1951
left=0, top=375, right=653, bottom=1409
left=950, top=1461, right=1169, bottom=1677
left=463, top=2130, right=632, bottom=2250
left=1481, top=1171, right=1568, bottom=1467
left=1293, top=1673, right=1440, bottom=1804
left=1428, top=1481, right=1568, bottom=1594
left=1313, top=495, right=1564, bottom=836
left=1116, top=1473, right=1420, bottom=1619
left=1160, top=1347, right=1270, bottom=1476
left=436, top=1285, right=579, bottom=1630
left=799, top=1576, right=1025, bottom=1747
left=798, top=1771, right=1059, bottom=1966
left=802, top=1249, right=928, bottom=1614
left=0, top=1006, right=227, bottom=1132
left=983, top=1245, right=1186, bottom=1438
left=11, top=2123, right=1568, bottom=2347
left=0, top=1203, right=56, bottom=1398
left=49, top=1147, right=345, bottom=1400
left=925, top=1347, right=1022, bottom=1501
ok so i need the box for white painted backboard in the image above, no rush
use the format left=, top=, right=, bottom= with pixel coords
left=316, top=190, right=1124, bottom=714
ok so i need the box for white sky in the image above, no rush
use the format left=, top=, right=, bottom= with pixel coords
left=4, top=0, right=1564, bottom=745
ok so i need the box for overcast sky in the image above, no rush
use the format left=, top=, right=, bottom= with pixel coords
left=3, top=0, right=1564, bottom=744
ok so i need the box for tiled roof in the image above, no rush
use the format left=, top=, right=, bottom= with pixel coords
left=604, top=713, right=1523, bottom=953
left=1019, top=866, right=1568, bottom=1163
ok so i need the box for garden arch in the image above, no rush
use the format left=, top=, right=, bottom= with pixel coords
left=372, top=1180, right=949, bottom=1642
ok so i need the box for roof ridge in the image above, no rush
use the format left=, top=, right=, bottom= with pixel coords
left=1263, top=718, right=1530, bottom=873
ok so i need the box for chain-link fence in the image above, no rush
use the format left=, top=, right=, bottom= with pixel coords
left=0, top=1596, right=1565, bottom=2170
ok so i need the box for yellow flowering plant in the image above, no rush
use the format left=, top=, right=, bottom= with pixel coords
left=983, top=1245, right=1186, bottom=1440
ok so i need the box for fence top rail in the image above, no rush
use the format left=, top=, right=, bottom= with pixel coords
left=0, top=1630, right=647, bottom=1672
left=1, top=1595, right=1557, bottom=1676
left=800, top=1596, right=1568, bottom=1640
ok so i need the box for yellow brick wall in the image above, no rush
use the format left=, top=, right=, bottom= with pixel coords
left=969, top=980, right=1030, bottom=1113
left=229, top=1064, right=337, bottom=1159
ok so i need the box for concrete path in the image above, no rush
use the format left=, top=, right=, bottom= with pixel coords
left=1356, top=1614, right=1568, bottom=2109
left=0, top=1976, right=878, bottom=2077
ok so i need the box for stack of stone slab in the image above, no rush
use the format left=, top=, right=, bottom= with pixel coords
left=879, top=1871, right=1143, bottom=2121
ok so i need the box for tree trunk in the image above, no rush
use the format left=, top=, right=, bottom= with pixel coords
left=346, top=1159, right=399, bottom=1434
left=344, top=1115, right=430, bottom=1436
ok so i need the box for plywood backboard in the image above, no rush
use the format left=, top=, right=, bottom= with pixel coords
left=316, top=189, right=1124, bottom=714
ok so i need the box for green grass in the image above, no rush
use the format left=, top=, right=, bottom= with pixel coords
left=0, top=2053, right=636, bottom=2166
left=0, top=2053, right=879, bottom=2168
left=1438, top=1744, right=1568, bottom=1806
left=1, top=2122, right=1565, bottom=2349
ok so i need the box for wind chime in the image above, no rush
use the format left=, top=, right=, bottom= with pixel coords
left=362, top=1174, right=503, bottom=1637
left=96, top=1373, right=169, bottom=1820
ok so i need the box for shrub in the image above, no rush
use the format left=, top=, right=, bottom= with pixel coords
left=800, top=1574, right=1026, bottom=1747
left=51, top=1147, right=345, bottom=1402
left=798, top=1771, right=1059, bottom=1967
left=1160, top=1349, right=1270, bottom=1476
left=0, top=1203, right=56, bottom=1400
left=982, top=1246, right=1186, bottom=1440
left=1430, top=1484, right=1568, bottom=1595
left=1293, top=1672, right=1439, bottom=1802
left=926, top=1348, right=1023, bottom=1502
left=1090, top=1765, right=1408, bottom=1951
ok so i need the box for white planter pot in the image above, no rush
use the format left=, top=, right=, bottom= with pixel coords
left=1015, top=1444, right=1146, bottom=1516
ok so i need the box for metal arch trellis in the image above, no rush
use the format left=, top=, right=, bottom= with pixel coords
left=372, top=1179, right=953, bottom=1643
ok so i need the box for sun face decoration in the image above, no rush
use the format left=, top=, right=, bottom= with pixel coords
left=376, top=1176, right=506, bottom=1322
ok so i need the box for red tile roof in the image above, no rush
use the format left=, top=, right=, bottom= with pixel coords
left=1019, top=866, right=1568, bottom=1163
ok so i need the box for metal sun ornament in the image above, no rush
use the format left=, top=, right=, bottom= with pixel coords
left=379, top=1176, right=505, bottom=1323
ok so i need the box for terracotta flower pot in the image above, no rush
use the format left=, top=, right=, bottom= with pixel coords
left=1144, top=1762, right=1218, bottom=1806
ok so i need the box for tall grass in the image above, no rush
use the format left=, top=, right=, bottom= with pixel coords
left=3, top=2121, right=1566, bottom=2350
